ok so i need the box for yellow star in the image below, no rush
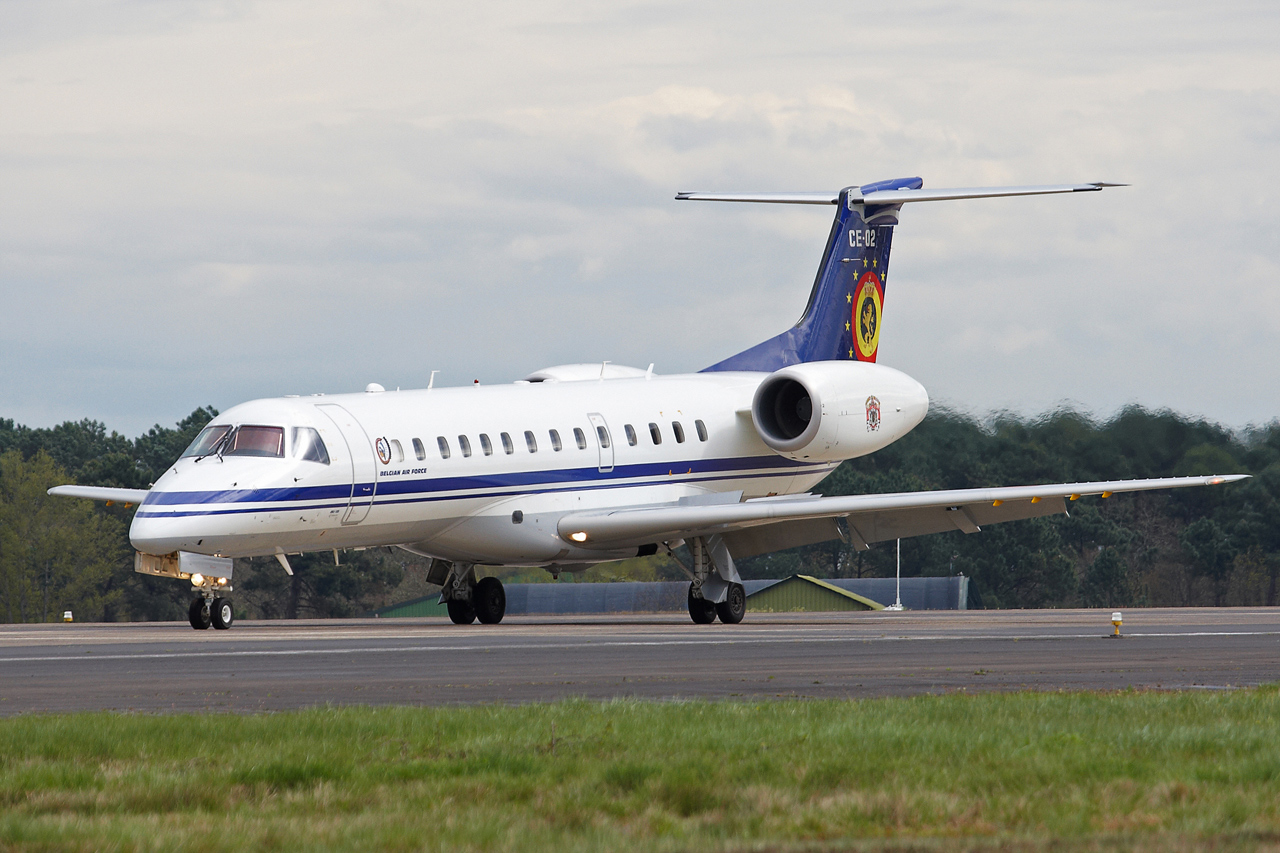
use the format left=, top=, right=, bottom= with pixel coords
left=846, top=293, right=852, bottom=303
left=845, top=321, right=851, bottom=331
left=848, top=348, right=854, bottom=358
left=872, top=258, right=877, bottom=268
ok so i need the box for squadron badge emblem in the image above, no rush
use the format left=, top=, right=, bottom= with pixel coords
left=866, top=395, right=881, bottom=432
left=375, top=437, right=392, bottom=465
left=852, top=271, right=884, bottom=362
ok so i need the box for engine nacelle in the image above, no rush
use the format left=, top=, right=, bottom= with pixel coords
left=751, top=361, right=930, bottom=462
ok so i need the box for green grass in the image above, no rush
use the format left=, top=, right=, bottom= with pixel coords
left=2, top=689, right=1280, bottom=851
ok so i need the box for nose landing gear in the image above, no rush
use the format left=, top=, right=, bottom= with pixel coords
left=189, top=594, right=235, bottom=630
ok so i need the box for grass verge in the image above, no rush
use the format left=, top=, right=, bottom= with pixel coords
left=2, top=688, right=1279, bottom=851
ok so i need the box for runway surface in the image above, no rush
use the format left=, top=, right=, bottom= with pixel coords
left=1, top=608, right=1277, bottom=714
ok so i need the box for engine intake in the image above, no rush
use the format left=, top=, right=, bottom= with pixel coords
left=750, top=362, right=929, bottom=462
left=753, top=375, right=818, bottom=451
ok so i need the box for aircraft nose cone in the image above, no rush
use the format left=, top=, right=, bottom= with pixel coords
left=129, top=513, right=175, bottom=555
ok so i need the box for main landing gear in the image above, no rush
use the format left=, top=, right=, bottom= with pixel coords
left=675, top=536, right=747, bottom=625
left=687, top=581, right=745, bottom=623
left=189, top=594, right=234, bottom=630
left=429, top=561, right=507, bottom=625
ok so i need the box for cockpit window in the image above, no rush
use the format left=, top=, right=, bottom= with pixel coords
left=181, top=425, right=232, bottom=458
left=291, top=427, right=330, bottom=464
left=223, top=425, right=285, bottom=458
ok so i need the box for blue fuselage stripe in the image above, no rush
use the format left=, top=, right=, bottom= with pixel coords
left=135, top=456, right=831, bottom=519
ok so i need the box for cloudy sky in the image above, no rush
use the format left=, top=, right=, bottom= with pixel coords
left=2, top=1, right=1277, bottom=437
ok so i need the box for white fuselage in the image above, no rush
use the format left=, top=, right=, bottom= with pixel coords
left=130, top=363, right=929, bottom=568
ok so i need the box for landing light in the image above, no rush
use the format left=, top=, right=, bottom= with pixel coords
left=569, top=532, right=588, bottom=542
left=190, top=573, right=205, bottom=586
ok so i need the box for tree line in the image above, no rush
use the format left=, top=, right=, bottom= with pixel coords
left=1, top=405, right=1276, bottom=622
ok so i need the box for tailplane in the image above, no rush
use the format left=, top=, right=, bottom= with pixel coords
left=683, top=179, right=1122, bottom=372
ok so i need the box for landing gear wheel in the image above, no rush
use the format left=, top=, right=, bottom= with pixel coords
left=715, top=583, right=746, bottom=624
left=687, top=584, right=717, bottom=624
left=447, top=599, right=477, bottom=625
left=473, top=577, right=506, bottom=624
left=211, top=597, right=234, bottom=630
left=188, top=597, right=211, bottom=630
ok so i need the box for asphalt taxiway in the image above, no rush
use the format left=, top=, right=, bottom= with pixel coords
left=0, top=608, right=1276, bottom=714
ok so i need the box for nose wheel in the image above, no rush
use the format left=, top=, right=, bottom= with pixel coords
left=188, top=597, right=211, bottom=630
left=189, top=595, right=235, bottom=630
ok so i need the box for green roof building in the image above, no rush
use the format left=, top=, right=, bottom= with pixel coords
left=746, top=575, right=884, bottom=612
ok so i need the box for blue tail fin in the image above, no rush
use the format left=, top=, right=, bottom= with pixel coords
left=702, top=176, right=922, bottom=372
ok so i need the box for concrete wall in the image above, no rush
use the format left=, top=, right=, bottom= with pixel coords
left=375, top=575, right=969, bottom=617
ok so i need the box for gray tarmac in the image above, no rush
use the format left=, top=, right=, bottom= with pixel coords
left=1, top=608, right=1277, bottom=714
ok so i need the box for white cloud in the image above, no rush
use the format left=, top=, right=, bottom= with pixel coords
left=1, top=0, right=1278, bottom=434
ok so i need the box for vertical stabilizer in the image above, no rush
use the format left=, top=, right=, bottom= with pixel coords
left=701, top=177, right=921, bottom=372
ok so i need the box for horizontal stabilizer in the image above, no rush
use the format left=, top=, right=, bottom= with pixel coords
left=48, top=485, right=150, bottom=505
left=676, top=183, right=1125, bottom=206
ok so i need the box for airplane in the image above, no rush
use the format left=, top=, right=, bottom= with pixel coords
left=50, top=177, right=1246, bottom=630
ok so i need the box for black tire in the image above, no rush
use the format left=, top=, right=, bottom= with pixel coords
left=687, top=584, right=717, bottom=624
left=473, top=576, right=506, bottom=625
left=211, top=597, right=234, bottom=630
left=188, top=597, right=212, bottom=630
left=447, top=598, right=477, bottom=625
left=715, top=583, right=746, bottom=624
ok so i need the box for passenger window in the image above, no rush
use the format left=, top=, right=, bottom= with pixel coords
left=479, top=434, right=493, bottom=456
left=695, top=419, right=708, bottom=441
left=648, top=423, right=662, bottom=445
left=549, top=429, right=563, bottom=451
left=181, top=425, right=232, bottom=458
left=390, top=439, right=405, bottom=462
left=224, top=425, right=285, bottom=458
left=625, top=424, right=637, bottom=446
left=291, top=427, right=330, bottom=465
left=412, top=438, right=426, bottom=461
left=672, top=422, right=685, bottom=443
left=501, top=432, right=514, bottom=454
left=596, top=425, right=611, bottom=449
left=458, top=435, right=472, bottom=458
left=574, top=427, right=587, bottom=449
left=437, top=436, right=451, bottom=460
left=525, top=430, right=538, bottom=453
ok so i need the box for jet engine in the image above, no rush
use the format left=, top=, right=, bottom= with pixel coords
left=750, top=361, right=929, bottom=462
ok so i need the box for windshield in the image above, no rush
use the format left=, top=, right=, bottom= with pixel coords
left=223, top=425, right=285, bottom=458
left=181, top=425, right=232, bottom=458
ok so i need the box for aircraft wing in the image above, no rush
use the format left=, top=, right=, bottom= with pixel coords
left=48, top=485, right=150, bottom=505
left=557, top=475, right=1246, bottom=557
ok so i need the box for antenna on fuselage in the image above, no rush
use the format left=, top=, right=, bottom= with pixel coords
left=428, top=370, right=439, bottom=390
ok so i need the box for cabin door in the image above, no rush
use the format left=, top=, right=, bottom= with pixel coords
left=316, top=403, right=378, bottom=524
